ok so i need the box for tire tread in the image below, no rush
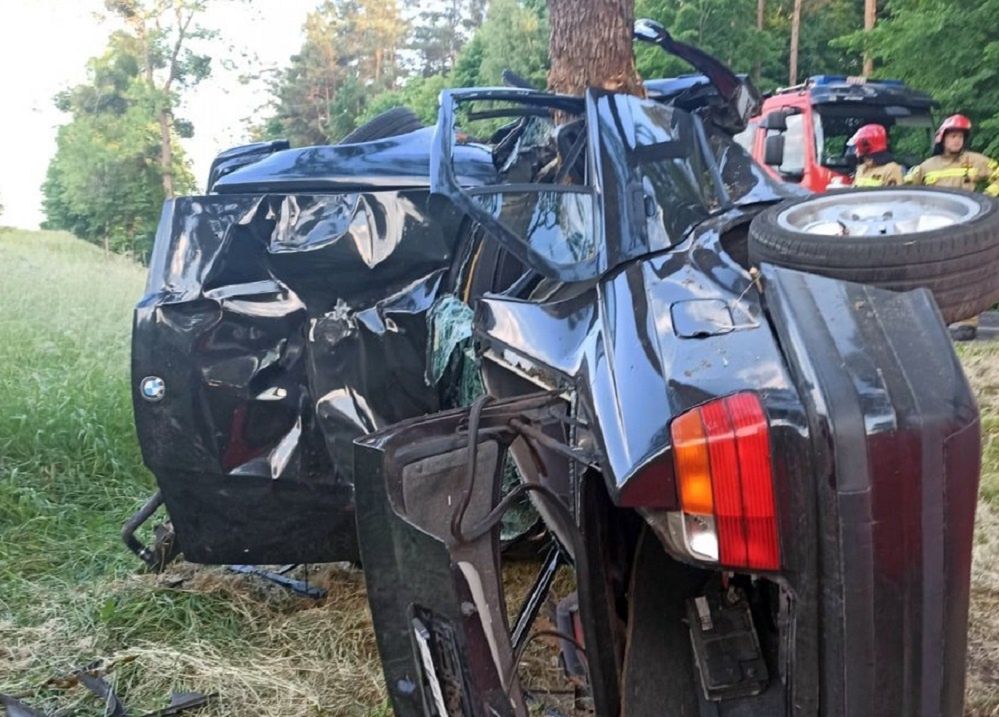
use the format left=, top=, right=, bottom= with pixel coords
left=748, top=187, right=999, bottom=323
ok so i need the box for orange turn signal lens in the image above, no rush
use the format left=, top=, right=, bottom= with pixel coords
left=671, top=409, right=713, bottom=515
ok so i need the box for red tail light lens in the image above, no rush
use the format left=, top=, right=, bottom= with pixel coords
left=700, top=400, right=748, bottom=567
left=670, top=392, right=780, bottom=571
left=726, top=393, right=780, bottom=570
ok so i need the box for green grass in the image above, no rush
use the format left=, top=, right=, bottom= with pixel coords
left=955, top=342, right=999, bottom=716
left=0, top=229, right=150, bottom=607
left=0, top=229, right=387, bottom=716
left=0, top=228, right=996, bottom=715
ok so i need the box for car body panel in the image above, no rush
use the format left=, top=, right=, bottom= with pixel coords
left=764, top=266, right=979, bottom=716
left=213, top=127, right=499, bottom=194
left=131, top=56, right=979, bottom=713
left=474, top=213, right=802, bottom=509
left=133, top=190, right=466, bottom=563
left=357, top=261, right=979, bottom=717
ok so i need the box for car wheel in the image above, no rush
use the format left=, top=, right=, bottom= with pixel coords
left=338, top=106, right=423, bottom=144
left=748, top=187, right=999, bottom=323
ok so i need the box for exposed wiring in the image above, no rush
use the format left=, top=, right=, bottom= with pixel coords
left=449, top=394, right=494, bottom=543
left=508, top=417, right=596, bottom=467
left=503, top=628, right=590, bottom=702
left=446, top=402, right=611, bottom=714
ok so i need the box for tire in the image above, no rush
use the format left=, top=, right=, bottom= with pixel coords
left=338, top=106, right=423, bottom=144
left=748, top=187, right=999, bottom=323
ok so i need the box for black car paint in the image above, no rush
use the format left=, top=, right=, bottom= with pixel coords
left=212, top=128, right=499, bottom=193
left=132, top=85, right=795, bottom=563
left=134, top=188, right=469, bottom=562
left=355, top=259, right=979, bottom=716
left=205, top=138, right=289, bottom=191
left=764, top=268, right=979, bottom=716
left=130, top=63, right=980, bottom=717
left=428, top=87, right=790, bottom=284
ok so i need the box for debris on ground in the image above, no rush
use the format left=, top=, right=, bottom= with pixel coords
left=2, top=661, right=213, bottom=717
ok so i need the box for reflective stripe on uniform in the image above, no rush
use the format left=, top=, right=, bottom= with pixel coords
left=923, top=167, right=974, bottom=184
left=854, top=176, right=884, bottom=187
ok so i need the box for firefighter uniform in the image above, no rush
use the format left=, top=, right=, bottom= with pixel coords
left=848, top=124, right=905, bottom=188
left=904, top=151, right=999, bottom=196
left=854, top=161, right=904, bottom=187
left=905, top=114, right=999, bottom=340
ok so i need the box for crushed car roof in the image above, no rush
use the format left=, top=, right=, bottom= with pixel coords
left=212, top=127, right=500, bottom=193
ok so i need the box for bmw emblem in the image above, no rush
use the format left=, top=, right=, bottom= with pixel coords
left=140, top=376, right=166, bottom=402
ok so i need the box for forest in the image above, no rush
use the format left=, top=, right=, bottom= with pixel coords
left=39, top=0, right=999, bottom=259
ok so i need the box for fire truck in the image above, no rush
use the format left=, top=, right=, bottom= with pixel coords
left=737, top=75, right=935, bottom=192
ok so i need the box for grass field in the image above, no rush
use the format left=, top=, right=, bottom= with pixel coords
left=0, top=228, right=996, bottom=716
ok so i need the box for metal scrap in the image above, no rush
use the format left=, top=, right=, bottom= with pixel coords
left=0, top=694, right=48, bottom=717
left=75, top=671, right=129, bottom=717
left=226, top=564, right=327, bottom=599
left=3, top=662, right=213, bottom=717
left=139, top=692, right=214, bottom=717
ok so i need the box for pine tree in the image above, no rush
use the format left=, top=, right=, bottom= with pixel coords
left=842, top=0, right=999, bottom=155
left=476, top=0, right=550, bottom=88
left=263, top=0, right=406, bottom=145
left=789, top=0, right=802, bottom=84
left=547, top=0, right=643, bottom=96
left=410, top=0, right=487, bottom=76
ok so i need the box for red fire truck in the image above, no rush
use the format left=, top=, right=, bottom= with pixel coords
left=737, top=75, right=935, bottom=192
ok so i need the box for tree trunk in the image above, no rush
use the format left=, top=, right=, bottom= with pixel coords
left=547, top=0, right=644, bottom=97
left=158, top=110, right=175, bottom=198
left=133, top=12, right=176, bottom=198
left=754, top=0, right=766, bottom=83
left=863, top=0, right=876, bottom=76
left=789, top=0, right=802, bottom=85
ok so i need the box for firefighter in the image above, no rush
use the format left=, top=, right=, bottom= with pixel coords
left=905, top=114, right=999, bottom=195
left=905, top=114, right=999, bottom=340
left=849, top=124, right=904, bottom=187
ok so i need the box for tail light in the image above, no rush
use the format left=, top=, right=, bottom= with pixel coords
left=670, top=392, right=780, bottom=571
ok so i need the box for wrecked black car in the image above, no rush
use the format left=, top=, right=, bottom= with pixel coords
left=128, top=20, right=993, bottom=717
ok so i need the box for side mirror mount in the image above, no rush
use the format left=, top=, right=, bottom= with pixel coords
left=764, top=134, right=786, bottom=167
left=633, top=17, right=760, bottom=132
left=634, top=18, right=670, bottom=45
left=761, top=110, right=788, bottom=132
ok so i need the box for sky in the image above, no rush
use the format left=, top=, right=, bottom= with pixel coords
left=0, top=0, right=317, bottom=229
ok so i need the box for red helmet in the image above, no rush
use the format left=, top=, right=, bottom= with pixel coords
left=934, top=114, right=972, bottom=147
left=848, top=123, right=889, bottom=157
